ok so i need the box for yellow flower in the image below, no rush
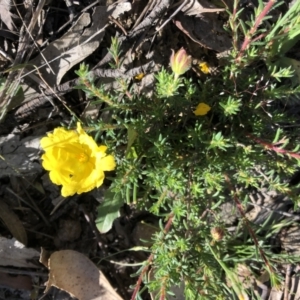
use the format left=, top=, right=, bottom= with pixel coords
left=199, top=62, right=210, bottom=74
left=40, top=123, right=116, bottom=197
left=193, top=103, right=211, bottom=116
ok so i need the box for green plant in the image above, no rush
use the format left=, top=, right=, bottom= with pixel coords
left=47, top=0, right=300, bottom=298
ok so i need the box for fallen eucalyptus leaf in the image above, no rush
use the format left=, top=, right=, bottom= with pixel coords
left=174, top=12, right=231, bottom=52
left=45, top=250, right=123, bottom=300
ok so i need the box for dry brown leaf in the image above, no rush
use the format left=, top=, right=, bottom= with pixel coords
left=111, top=1, right=132, bottom=17
left=235, top=264, right=254, bottom=289
left=174, top=12, right=231, bottom=52
left=16, top=2, right=132, bottom=108
left=29, top=2, right=132, bottom=87
left=45, top=250, right=123, bottom=300
left=0, top=0, right=14, bottom=31
left=268, top=288, right=283, bottom=300
left=39, top=247, right=50, bottom=268
left=0, top=200, right=27, bottom=245
left=0, top=272, right=32, bottom=290
left=0, top=237, right=40, bottom=268
left=0, top=134, right=42, bottom=178
left=181, top=0, right=225, bottom=16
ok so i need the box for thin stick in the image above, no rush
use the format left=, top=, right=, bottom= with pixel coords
left=155, top=0, right=188, bottom=33
left=236, top=0, right=276, bottom=63
left=109, top=16, right=128, bottom=36
left=131, top=0, right=157, bottom=30
left=283, top=264, right=292, bottom=300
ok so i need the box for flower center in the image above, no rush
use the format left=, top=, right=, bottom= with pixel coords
left=77, top=152, right=89, bottom=163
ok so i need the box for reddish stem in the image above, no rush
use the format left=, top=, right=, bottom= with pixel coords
left=130, top=213, right=174, bottom=300
left=159, top=283, right=166, bottom=300
left=247, top=133, right=300, bottom=159
left=236, top=0, right=276, bottom=63
left=130, top=253, right=154, bottom=300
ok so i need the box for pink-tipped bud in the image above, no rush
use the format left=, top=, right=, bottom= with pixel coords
left=170, top=48, right=192, bottom=79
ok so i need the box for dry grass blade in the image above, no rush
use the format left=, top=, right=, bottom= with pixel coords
left=0, top=200, right=27, bottom=245
left=0, top=0, right=47, bottom=122
left=181, top=0, right=225, bottom=16
left=0, top=0, right=14, bottom=30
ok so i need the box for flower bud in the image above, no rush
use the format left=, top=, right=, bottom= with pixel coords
left=170, top=48, right=192, bottom=80
left=211, top=227, right=224, bottom=241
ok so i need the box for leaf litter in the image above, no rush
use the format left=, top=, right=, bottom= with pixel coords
left=0, top=0, right=299, bottom=299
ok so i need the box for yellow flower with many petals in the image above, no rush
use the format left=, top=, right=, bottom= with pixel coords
left=193, top=103, right=211, bottom=116
left=40, top=123, right=116, bottom=197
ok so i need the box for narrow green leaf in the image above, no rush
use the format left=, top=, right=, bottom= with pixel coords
left=126, top=127, right=138, bottom=158
left=277, top=57, right=300, bottom=86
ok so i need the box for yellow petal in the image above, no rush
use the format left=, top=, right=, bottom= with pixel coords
left=98, top=145, right=108, bottom=153
left=78, top=170, right=105, bottom=194
left=193, top=103, right=211, bottom=116
left=98, top=155, right=116, bottom=171
left=79, top=134, right=98, bottom=153
left=76, top=122, right=84, bottom=134
left=199, top=62, right=210, bottom=74
left=49, top=170, right=64, bottom=185
left=61, top=184, right=78, bottom=197
left=40, top=128, right=77, bottom=150
left=42, top=154, right=56, bottom=171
